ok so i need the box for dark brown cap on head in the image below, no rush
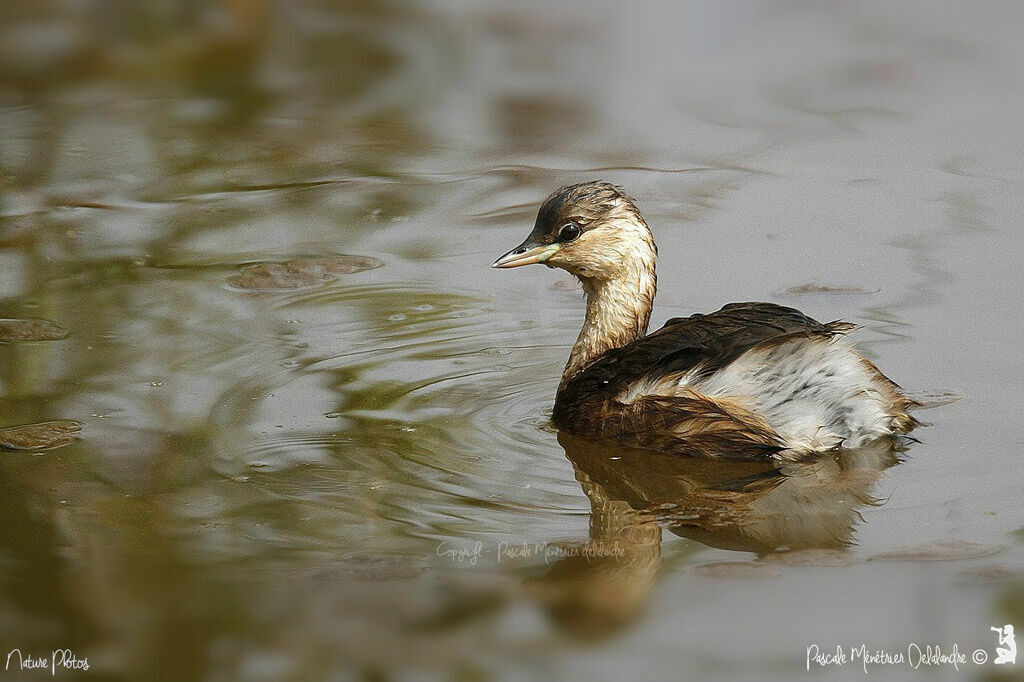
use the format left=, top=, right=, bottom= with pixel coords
left=492, top=180, right=651, bottom=270
left=532, top=181, right=643, bottom=242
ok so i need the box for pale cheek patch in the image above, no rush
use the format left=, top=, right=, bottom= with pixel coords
left=566, top=223, right=653, bottom=278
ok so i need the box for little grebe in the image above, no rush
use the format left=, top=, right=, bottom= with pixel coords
left=493, top=181, right=917, bottom=459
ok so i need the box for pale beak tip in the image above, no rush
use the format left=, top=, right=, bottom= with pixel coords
left=491, top=243, right=558, bottom=270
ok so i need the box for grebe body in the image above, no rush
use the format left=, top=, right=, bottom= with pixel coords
left=493, top=182, right=916, bottom=459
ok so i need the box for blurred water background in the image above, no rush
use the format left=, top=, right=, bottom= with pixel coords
left=0, top=1, right=1022, bottom=680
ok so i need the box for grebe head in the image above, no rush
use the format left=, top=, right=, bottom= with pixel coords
left=492, top=181, right=656, bottom=281
left=494, top=181, right=658, bottom=381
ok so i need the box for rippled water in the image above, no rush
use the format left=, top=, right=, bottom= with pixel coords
left=1, top=1, right=1022, bottom=680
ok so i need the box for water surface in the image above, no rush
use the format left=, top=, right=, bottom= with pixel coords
left=1, top=1, right=1022, bottom=680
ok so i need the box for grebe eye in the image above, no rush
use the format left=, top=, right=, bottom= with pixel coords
left=558, top=222, right=580, bottom=242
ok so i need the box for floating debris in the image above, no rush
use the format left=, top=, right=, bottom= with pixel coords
left=870, top=539, right=1001, bottom=562
left=289, top=256, right=383, bottom=277
left=760, top=549, right=862, bottom=567
left=779, top=283, right=879, bottom=296
left=690, top=561, right=780, bottom=578
left=0, top=420, right=82, bottom=451
left=227, top=262, right=328, bottom=291
left=0, top=318, right=68, bottom=342
left=956, top=564, right=1024, bottom=585
left=227, top=255, right=383, bottom=291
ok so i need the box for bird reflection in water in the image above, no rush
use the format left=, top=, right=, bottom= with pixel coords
left=529, top=432, right=905, bottom=639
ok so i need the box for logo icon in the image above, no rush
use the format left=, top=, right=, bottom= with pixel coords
left=990, top=624, right=1016, bottom=665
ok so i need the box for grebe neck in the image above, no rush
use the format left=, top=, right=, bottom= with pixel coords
left=560, top=265, right=656, bottom=388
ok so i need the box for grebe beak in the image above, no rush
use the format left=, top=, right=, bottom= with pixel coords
left=492, top=240, right=559, bottom=269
